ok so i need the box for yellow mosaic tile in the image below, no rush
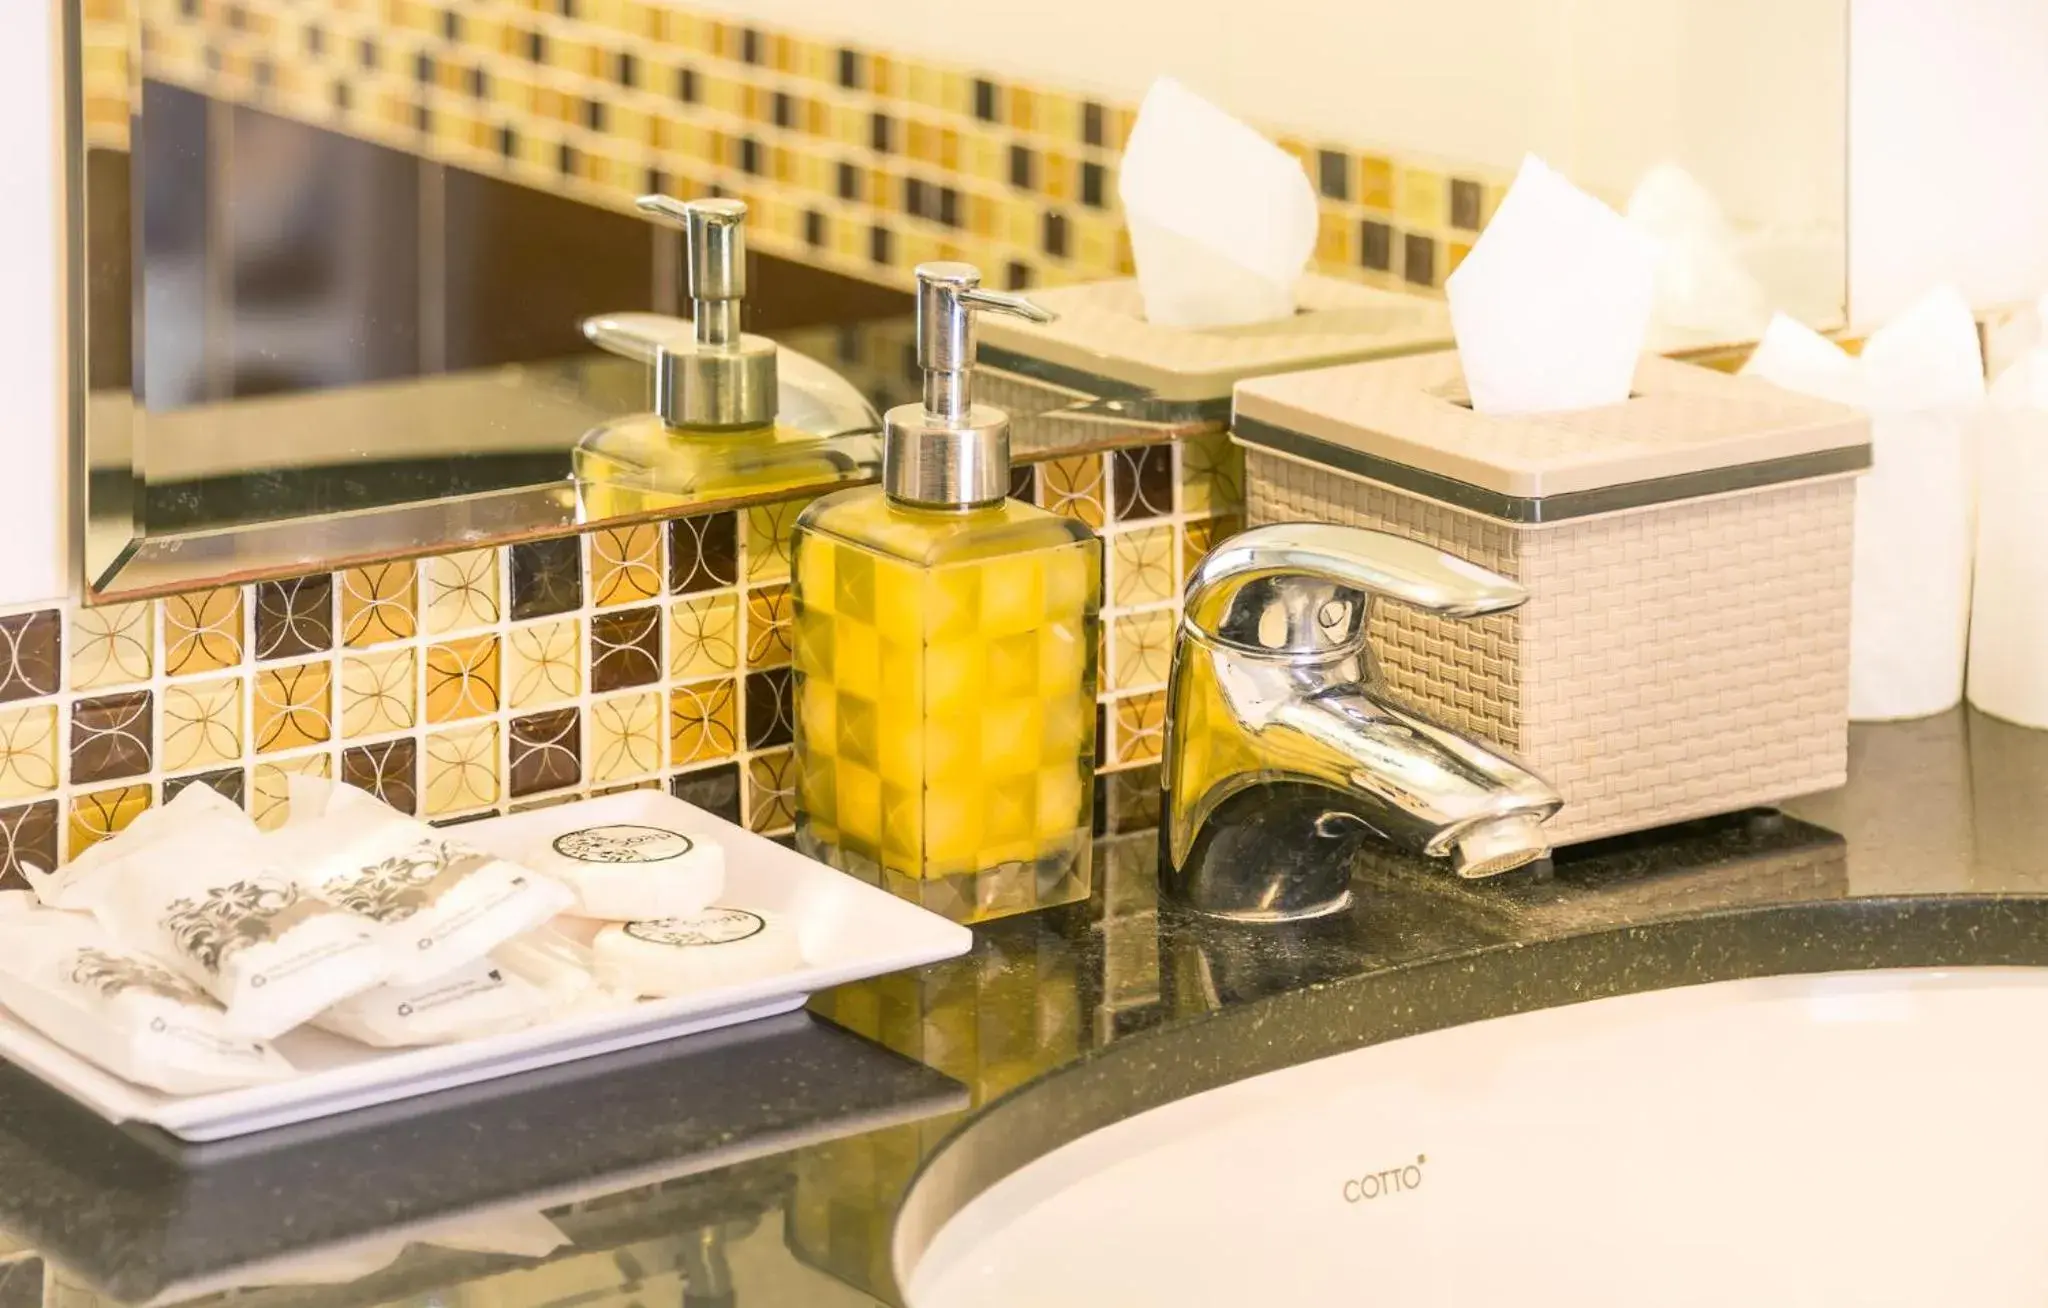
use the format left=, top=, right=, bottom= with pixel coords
left=1111, top=611, right=1175, bottom=692
left=425, top=634, right=502, bottom=723
left=1179, top=433, right=1244, bottom=517
left=1359, top=155, right=1395, bottom=210
left=591, top=524, right=663, bottom=606
left=161, top=587, right=243, bottom=675
left=69, top=784, right=151, bottom=858
left=252, top=752, right=330, bottom=831
left=424, top=721, right=501, bottom=815
left=1114, top=691, right=1166, bottom=766
left=1397, top=165, right=1448, bottom=230
left=506, top=618, right=582, bottom=709
left=71, top=601, right=152, bottom=690
left=669, top=678, right=739, bottom=768
left=744, top=499, right=811, bottom=584
left=161, top=675, right=244, bottom=774
left=745, top=585, right=793, bottom=668
left=340, top=561, right=419, bottom=646
left=1038, top=455, right=1108, bottom=528
left=747, top=748, right=797, bottom=833
left=422, top=549, right=501, bottom=633
left=340, top=647, right=417, bottom=737
left=0, top=705, right=58, bottom=799
left=255, top=661, right=333, bottom=754
left=1110, top=527, right=1178, bottom=608
left=669, top=592, right=739, bottom=681
left=589, top=691, right=663, bottom=783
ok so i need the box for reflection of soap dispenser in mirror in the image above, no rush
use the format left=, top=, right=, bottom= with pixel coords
left=791, top=263, right=1103, bottom=925
left=575, top=195, right=882, bottom=511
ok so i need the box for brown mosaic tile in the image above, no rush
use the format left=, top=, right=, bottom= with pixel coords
left=0, top=705, right=58, bottom=800
left=340, top=562, right=418, bottom=646
left=669, top=511, right=739, bottom=593
left=342, top=738, right=417, bottom=815
left=0, top=611, right=59, bottom=703
left=669, top=678, right=739, bottom=767
left=69, top=690, right=152, bottom=784
left=425, top=634, right=502, bottom=722
left=669, top=761, right=741, bottom=825
left=71, top=601, right=152, bottom=689
left=0, top=799, right=56, bottom=887
left=591, top=524, right=663, bottom=607
left=745, top=667, right=794, bottom=750
left=255, top=574, right=335, bottom=660
left=1112, top=445, right=1176, bottom=522
left=510, top=536, right=583, bottom=620
left=69, top=784, right=150, bottom=858
left=254, top=663, right=333, bottom=754
left=510, top=707, right=582, bottom=797
left=746, top=747, right=797, bottom=833
left=745, top=585, right=793, bottom=667
left=164, top=767, right=247, bottom=810
left=591, top=606, right=663, bottom=692
left=162, top=587, right=244, bottom=675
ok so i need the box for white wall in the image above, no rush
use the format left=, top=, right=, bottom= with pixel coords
left=0, top=0, right=69, bottom=606
left=1848, top=0, right=2048, bottom=327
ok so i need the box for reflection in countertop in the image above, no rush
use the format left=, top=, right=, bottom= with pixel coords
left=2, top=707, right=2048, bottom=1306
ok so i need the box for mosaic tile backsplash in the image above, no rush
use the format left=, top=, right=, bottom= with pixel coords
left=117, top=0, right=1516, bottom=296
left=0, top=435, right=1242, bottom=886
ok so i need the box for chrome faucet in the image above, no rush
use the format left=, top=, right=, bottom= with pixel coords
left=1161, top=523, right=1563, bottom=921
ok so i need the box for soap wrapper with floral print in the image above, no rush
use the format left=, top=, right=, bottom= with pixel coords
left=311, top=955, right=549, bottom=1048
left=0, top=892, right=296, bottom=1093
left=278, top=778, right=576, bottom=986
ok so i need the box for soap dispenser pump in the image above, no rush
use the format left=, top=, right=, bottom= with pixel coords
left=574, top=195, right=881, bottom=505
left=791, top=262, right=1104, bottom=924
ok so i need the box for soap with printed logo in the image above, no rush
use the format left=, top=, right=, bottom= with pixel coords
left=524, top=822, right=727, bottom=922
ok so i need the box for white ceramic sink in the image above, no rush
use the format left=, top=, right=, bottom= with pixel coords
left=902, top=967, right=2048, bottom=1307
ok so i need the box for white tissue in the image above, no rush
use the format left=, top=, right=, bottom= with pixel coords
left=1116, top=77, right=1318, bottom=328
left=1742, top=286, right=1985, bottom=721
left=1967, top=293, right=2048, bottom=728
left=1446, top=154, right=1656, bottom=415
left=1626, top=163, right=1771, bottom=344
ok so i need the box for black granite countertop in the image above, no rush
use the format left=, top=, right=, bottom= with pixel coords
left=0, top=708, right=2043, bottom=1307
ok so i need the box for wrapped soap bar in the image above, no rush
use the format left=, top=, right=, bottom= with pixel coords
left=0, top=893, right=295, bottom=1093
left=312, top=956, right=547, bottom=1048
left=521, top=820, right=725, bottom=921
left=51, top=796, right=395, bottom=1039
left=592, top=907, right=802, bottom=998
left=277, top=780, right=575, bottom=985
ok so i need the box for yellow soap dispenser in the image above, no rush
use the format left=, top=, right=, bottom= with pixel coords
left=791, top=263, right=1103, bottom=924
left=575, top=195, right=881, bottom=513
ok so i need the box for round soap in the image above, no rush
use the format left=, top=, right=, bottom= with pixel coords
left=529, top=822, right=726, bottom=922
left=592, top=907, right=802, bottom=998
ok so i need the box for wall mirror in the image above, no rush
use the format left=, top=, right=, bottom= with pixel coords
left=72, top=0, right=1846, bottom=600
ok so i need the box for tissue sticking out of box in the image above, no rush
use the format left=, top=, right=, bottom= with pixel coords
left=1626, top=163, right=1771, bottom=344
left=1116, top=76, right=1318, bottom=329
left=1446, top=154, right=1656, bottom=416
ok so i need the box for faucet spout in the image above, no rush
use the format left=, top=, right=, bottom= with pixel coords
left=1161, top=524, right=1563, bottom=921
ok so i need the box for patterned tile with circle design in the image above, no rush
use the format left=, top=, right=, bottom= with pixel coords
left=162, top=587, right=244, bottom=675
left=70, top=783, right=150, bottom=857
left=510, top=537, right=583, bottom=621
left=0, top=612, right=59, bottom=704
left=255, top=663, right=333, bottom=754
left=746, top=748, right=798, bottom=833
left=0, top=705, right=58, bottom=800
left=591, top=607, right=664, bottom=692
left=340, top=562, right=419, bottom=647
left=745, top=586, right=794, bottom=667
left=166, top=767, right=246, bottom=810
left=71, top=602, right=152, bottom=690
left=591, top=525, right=663, bottom=607
left=670, top=592, right=740, bottom=681
left=426, top=635, right=503, bottom=723
left=510, top=708, right=583, bottom=797
left=70, top=691, right=153, bottom=785
left=0, top=798, right=56, bottom=887
left=589, top=692, right=664, bottom=784
left=424, top=550, right=501, bottom=633
left=1037, top=454, right=1107, bottom=528
left=161, top=675, right=244, bottom=774
left=252, top=753, right=331, bottom=830
left=425, top=722, right=501, bottom=815
left=343, top=738, right=418, bottom=815
left=255, top=575, right=334, bottom=660
left=1110, top=526, right=1178, bottom=608
left=669, top=678, right=740, bottom=769
left=341, top=647, right=417, bottom=737
left=505, top=618, right=582, bottom=709
left=670, top=513, right=739, bottom=594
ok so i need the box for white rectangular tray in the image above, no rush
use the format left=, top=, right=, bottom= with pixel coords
left=0, top=790, right=973, bottom=1141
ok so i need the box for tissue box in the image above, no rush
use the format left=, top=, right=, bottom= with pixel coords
left=976, top=275, right=1451, bottom=458
left=1235, top=352, right=1871, bottom=847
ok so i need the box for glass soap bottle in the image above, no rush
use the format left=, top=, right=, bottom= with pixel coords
left=792, top=263, right=1103, bottom=923
left=575, top=195, right=880, bottom=514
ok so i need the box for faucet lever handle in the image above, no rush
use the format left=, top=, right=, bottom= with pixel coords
left=1183, top=522, right=1526, bottom=653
